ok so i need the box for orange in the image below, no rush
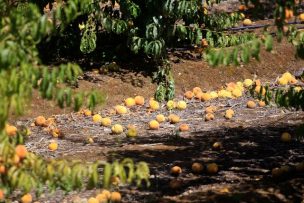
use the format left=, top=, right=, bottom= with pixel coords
left=5, top=124, right=17, bottom=137
left=205, top=106, right=217, bottom=114
left=115, top=105, right=128, bottom=115
left=258, top=100, right=266, bottom=107
left=111, top=124, right=124, bottom=134
left=281, top=132, right=291, bottom=142
left=88, top=197, right=99, bottom=203
left=169, top=179, right=182, bottom=189
left=83, top=109, right=92, bottom=116
left=205, top=113, right=214, bottom=121
left=239, top=5, right=246, bottom=11
left=101, top=189, right=111, bottom=199
left=149, top=120, right=160, bottom=130
left=96, top=193, right=107, bottom=202
left=156, top=114, right=166, bottom=123
left=176, top=101, right=187, bottom=110
left=149, top=99, right=160, bottom=111
left=101, top=117, right=112, bottom=127
left=179, top=124, right=189, bottom=132
left=206, top=163, right=219, bottom=174
left=225, top=109, right=234, bottom=119
left=48, top=142, right=58, bottom=151
left=243, top=18, right=252, bottom=26
left=184, top=91, right=194, bottom=99
left=247, top=100, right=256, bottom=108
left=92, top=114, right=102, bottom=123
left=201, top=93, right=211, bottom=101
left=285, top=9, right=294, bottom=20
left=212, top=142, right=223, bottom=150
left=35, top=116, right=46, bottom=126
left=21, top=193, right=32, bottom=203
left=134, top=96, right=145, bottom=105
left=15, top=145, right=27, bottom=159
left=271, top=167, right=283, bottom=178
left=192, top=162, right=204, bottom=174
left=192, top=87, right=202, bottom=96
left=110, top=191, right=122, bottom=202
left=170, top=166, right=182, bottom=176
left=0, top=165, right=5, bottom=174
left=168, top=114, right=180, bottom=124
left=299, top=13, right=304, bottom=22
left=125, top=97, right=136, bottom=107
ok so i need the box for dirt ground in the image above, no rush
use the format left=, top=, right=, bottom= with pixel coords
left=12, top=38, right=304, bottom=202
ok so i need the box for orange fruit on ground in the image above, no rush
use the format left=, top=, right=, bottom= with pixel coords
left=110, top=192, right=122, bottom=202
left=48, top=142, right=58, bottom=151
left=149, top=120, right=160, bottom=130
left=0, top=165, right=5, bottom=174
left=35, top=116, right=46, bottom=126
left=194, top=92, right=203, bottom=100
left=15, top=145, right=27, bottom=159
left=255, top=85, right=266, bottom=95
left=156, top=114, right=166, bottom=123
left=171, top=166, right=182, bottom=176
left=285, top=9, right=294, bottom=20
left=101, top=117, right=112, bottom=127
left=225, top=109, right=234, bottom=119
left=212, top=142, right=223, bottom=150
left=247, top=100, right=256, bottom=109
left=88, top=197, right=99, bottom=203
left=201, top=93, right=211, bottom=101
left=168, top=114, right=180, bottom=124
left=192, top=87, right=202, bottom=96
left=258, top=100, right=266, bottom=107
left=0, top=189, right=4, bottom=200
left=205, top=113, right=215, bottom=121
left=115, top=105, right=128, bottom=115
left=176, top=101, right=187, bottom=110
left=21, top=193, right=32, bottom=203
left=179, top=124, right=189, bottom=132
left=83, top=109, right=92, bottom=116
left=205, top=106, right=217, bottom=114
left=192, top=162, right=204, bottom=174
left=96, top=193, right=108, bottom=202
left=239, top=4, right=246, bottom=11
left=149, top=99, right=160, bottom=111
left=243, top=18, right=252, bottom=26
left=206, top=163, right=219, bottom=174
left=101, top=189, right=111, bottom=199
left=184, top=91, right=194, bottom=99
left=278, top=77, right=288, bottom=85
left=134, top=96, right=145, bottom=105
left=167, top=100, right=176, bottom=110
left=51, top=128, right=61, bottom=138
left=243, top=79, right=253, bottom=87
left=125, top=97, right=136, bottom=107
left=45, top=117, right=55, bottom=126
left=5, top=124, right=17, bottom=137
left=111, top=124, right=124, bottom=134
left=299, top=13, right=304, bottom=22
left=209, top=91, right=218, bottom=99
left=92, top=114, right=102, bottom=123
left=281, top=132, right=291, bottom=142
left=232, top=88, right=242, bottom=98
left=126, top=127, right=137, bottom=138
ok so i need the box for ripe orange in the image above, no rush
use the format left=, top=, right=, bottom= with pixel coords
left=111, top=124, right=124, bottom=134
left=101, top=189, right=111, bottom=199
left=88, top=197, right=99, bottom=203
left=83, top=109, right=92, bottom=116
left=5, top=124, right=17, bottom=137
left=243, top=18, right=252, bottom=26
left=201, top=93, right=211, bottom=102
left=35, top=116, right=46, bottom=127
left=168, top=114, right=180, bottom=124
left=0, top=165, right=5, bottom=174
left=184, top=91, right=194, bottom=99
left=179, top=124, right=189, bottom=132
left=176, top=101, right=187, bottom=110
left=192, top=87, right=202, bottom=96
left=247, top=100, right=256, bottom=108
left=51, top=128, right=61, bottom=138
left=258, top=100, right=266, bottom=107
left=125, top=97, right=136, bottom=107
left=21, top=193, right=32, bottom=203
left=149, top=99, right=160, bottom=111
left=239, top=5, right=246, bottom=11
left=281, top=132, right=291, bottom=142
left=285, top=9, right=294, bottom=20
left=212, top=142, right=223, bottom=150
left=48, top=142, right=58, bottom=151
left=149, top=120, right=160, bottom=130
left=110, top=191, right=122, bottom=202
left=134, top=96, right=145, bottom=105
left=205, top=113, right=214, bottom=121
left=115, top=105, right=128, bottom=115
left=101, top=117, right=112, bottom=127
left=205, top=106, right=217, bottom=114
left=206, top=163, right=219, bottom=174
left=0, top=189, right=4, bottom=200
left=15, top=145, right=27, bottom=159
left=225, top=109, right=234, bottom=119
left=96, top=193, right=108, bottom=202
left=171, top=166, right=182, bottom=176
left=299, top=13, right=304, bottom=22
left=192, top=162, right=204, bottom=174
left=92, top=114, right=102, bottom=123
left=156, top=114, right=166, bottom=123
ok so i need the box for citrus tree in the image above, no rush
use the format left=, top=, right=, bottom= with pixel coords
left=0, top=1, right=149, bottom=201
